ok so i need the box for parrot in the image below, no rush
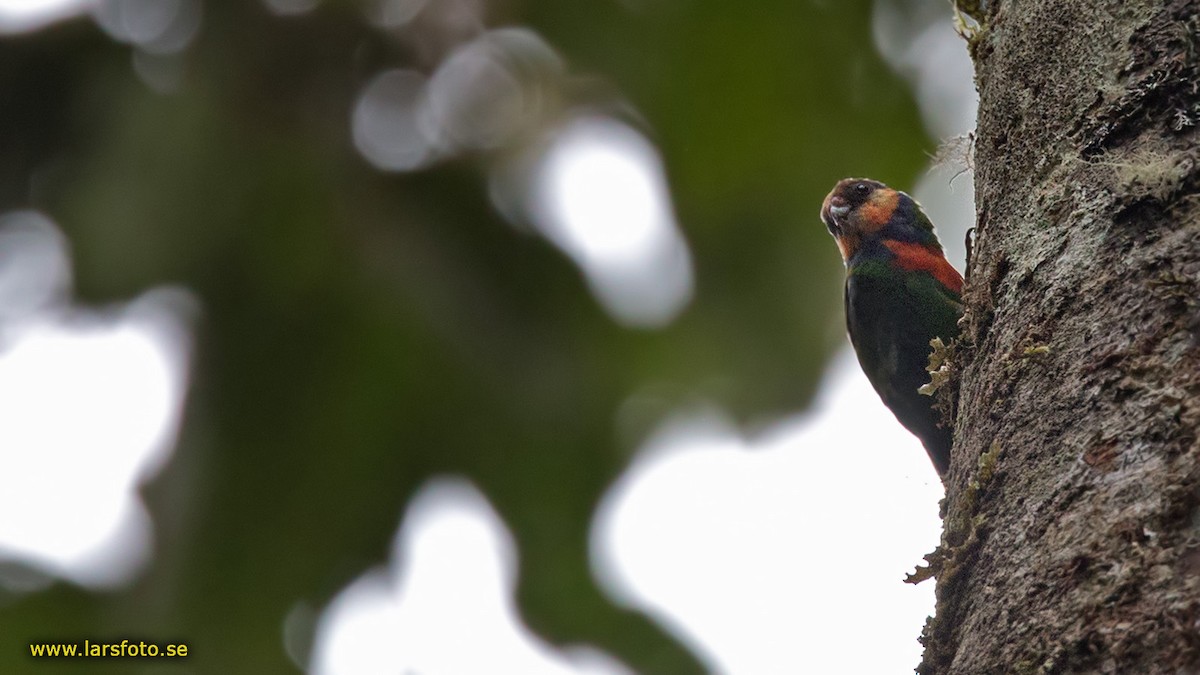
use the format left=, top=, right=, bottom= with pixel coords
left=820, top=178, right=964, bottom=477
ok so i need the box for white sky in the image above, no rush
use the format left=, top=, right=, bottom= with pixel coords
left=0, top=0, right=92, bottom=34
left=528, top=116, right=694, bottom=328
left=310, top=480, right=635, bottom=675
left=592, top=352, right=946, bottom=674
left=0, top=212, right=192, bottom=589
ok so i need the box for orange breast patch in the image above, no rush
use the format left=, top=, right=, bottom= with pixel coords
left=882, top=240, right=964, bottom=293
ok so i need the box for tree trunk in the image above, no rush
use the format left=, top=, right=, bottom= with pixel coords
left=918, top=1, right=1200, bottom=672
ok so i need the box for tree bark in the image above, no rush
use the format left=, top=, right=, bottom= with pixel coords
left=919, top=0, right=1200, bottom=672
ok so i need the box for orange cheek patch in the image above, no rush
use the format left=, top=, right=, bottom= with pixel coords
left=856, top=190, right=899, bottom=234
left=882, top=240, right=964, bottom=293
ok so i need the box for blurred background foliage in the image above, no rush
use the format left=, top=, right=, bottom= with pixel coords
left=0, top=0, right=929, bottom=671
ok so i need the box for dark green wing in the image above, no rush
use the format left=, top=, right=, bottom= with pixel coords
left=845, top=260, right=961, bottom=474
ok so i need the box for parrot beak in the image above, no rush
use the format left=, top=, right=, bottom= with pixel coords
left=821, top=194, right=850, bottom=235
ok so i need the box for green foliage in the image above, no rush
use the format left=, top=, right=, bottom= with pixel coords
left=0, top=1, right=927, bottom=671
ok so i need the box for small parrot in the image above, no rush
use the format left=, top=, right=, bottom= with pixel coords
left=820, top=178, right=963, bottom=476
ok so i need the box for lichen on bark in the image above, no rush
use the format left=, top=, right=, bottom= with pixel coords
left=920, top=0, right=1200, bottom=673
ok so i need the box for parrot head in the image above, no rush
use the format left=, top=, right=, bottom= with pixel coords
left=821, top=178, right=941, bottom=264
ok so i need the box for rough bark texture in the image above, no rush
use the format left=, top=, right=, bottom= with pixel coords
left=919, top=0, right=1200, bottom=673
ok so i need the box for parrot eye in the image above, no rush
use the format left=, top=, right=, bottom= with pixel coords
left=854, top=182, right=871, bottom=196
